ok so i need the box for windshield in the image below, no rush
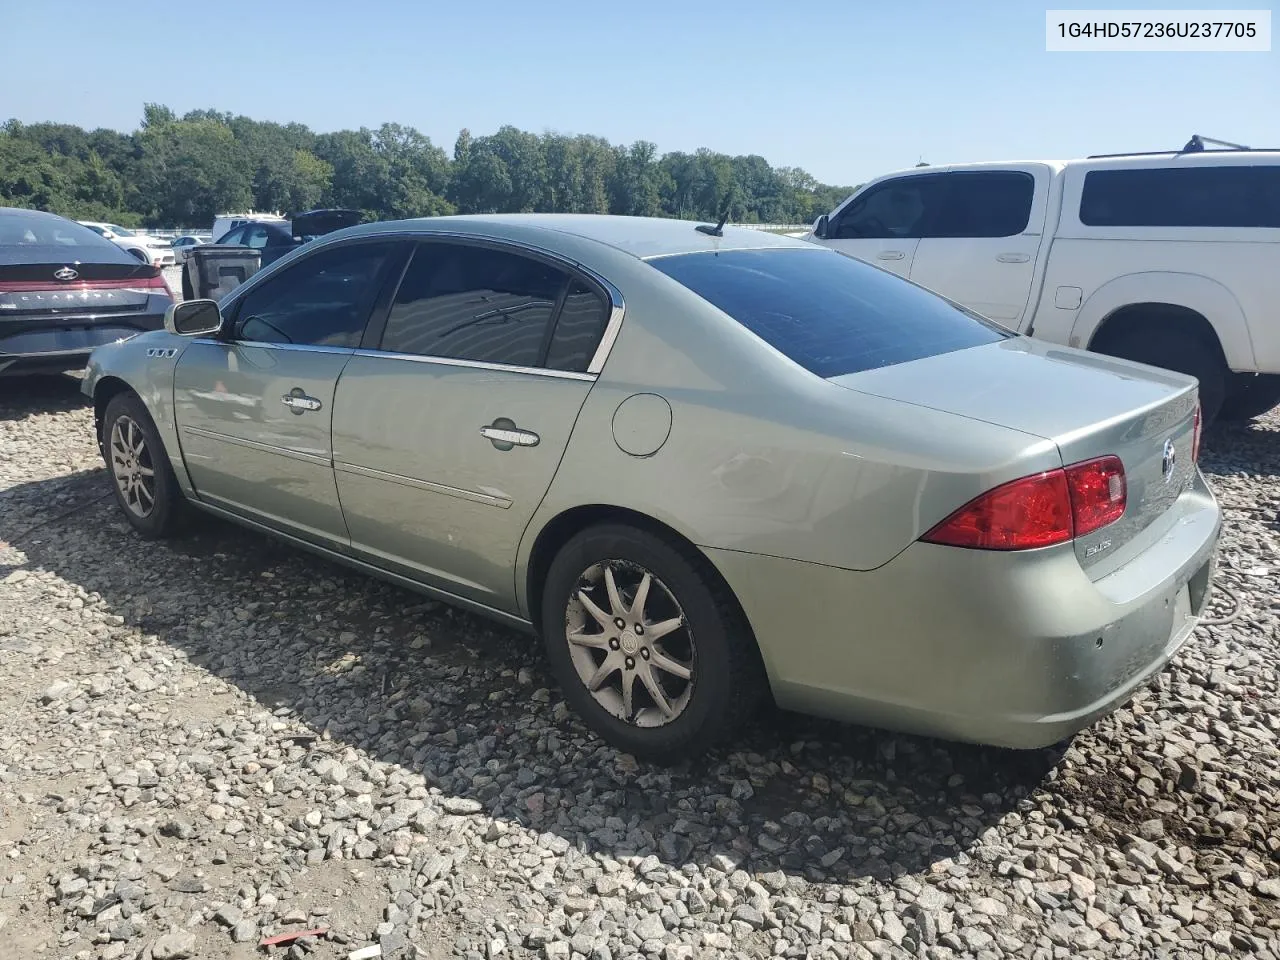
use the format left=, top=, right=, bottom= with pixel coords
left=648, top=247, right=1012, bottom=378
left=106, top=224, right=135, bottom=237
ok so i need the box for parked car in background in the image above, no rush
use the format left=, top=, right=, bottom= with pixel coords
left=806, top=138, right=1280, bottom=424
left=82, top=214, right=1219, bottom=761
left=1, top=207, right=173, bottom=377
left=78, top=221, right=176, bottom=267
left=170, top=235, right=207, bottom=263
left=210, top=209, right=363, bottom=266
left=210, top=211, right=288, bottom=244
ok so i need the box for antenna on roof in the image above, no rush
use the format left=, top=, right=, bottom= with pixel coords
left=1181, top=134, right=1250, bottom=153
left=695, top=207, right=730, bottom=238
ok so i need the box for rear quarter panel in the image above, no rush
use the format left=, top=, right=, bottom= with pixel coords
left=515, top=253, right=1062, bottom=614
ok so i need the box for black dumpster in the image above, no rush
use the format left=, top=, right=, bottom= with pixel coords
left=181, top=245, right=262, bottom=301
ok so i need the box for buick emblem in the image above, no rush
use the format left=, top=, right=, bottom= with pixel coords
left=1161, top=438, right=1177, bottom=483
left=53, top=266, right=78, bottom=281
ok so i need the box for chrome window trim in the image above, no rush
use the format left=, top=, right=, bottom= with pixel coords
left=180, top=424, right=331, bottom=468
left=215, top=227, right=627, bottom=376
left=349, top=348, right=596, bottom=382
left=334, top=460, right=513, bottom=509
left=190, top=338, right=355, bottom=356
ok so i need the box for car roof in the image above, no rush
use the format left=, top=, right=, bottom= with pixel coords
left=1, top=207, right=70, bottom=221
left=342, top=214, right=810, bottom=260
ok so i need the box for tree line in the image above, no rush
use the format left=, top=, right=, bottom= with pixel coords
left=0, top=104, right=855, bottom=230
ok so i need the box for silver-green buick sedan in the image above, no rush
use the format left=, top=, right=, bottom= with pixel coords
left=82, top=215, right=1221, bottom=761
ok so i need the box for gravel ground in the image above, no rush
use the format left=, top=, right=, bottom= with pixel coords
left=0, top=370, right=1277, bottom=960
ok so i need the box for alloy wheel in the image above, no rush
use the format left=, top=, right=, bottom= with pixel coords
left=109, top=416, right=156, bottom=518
left=564, top=560, right=696, bottom=727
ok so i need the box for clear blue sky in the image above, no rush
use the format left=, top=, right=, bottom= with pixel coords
left=5, top=0, right=1276, bottom=186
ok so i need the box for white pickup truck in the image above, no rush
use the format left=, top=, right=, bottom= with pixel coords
left=806, top=142, right=1280, bottom=423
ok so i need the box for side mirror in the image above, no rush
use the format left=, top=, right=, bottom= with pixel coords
left=812, top=214, right=829, bottom=240
left=165, top=299, right=222, bottom=337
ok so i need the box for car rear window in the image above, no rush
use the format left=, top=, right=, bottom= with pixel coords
left=647, top=247, right=1011, bottom=378
left=0, top=210, right=135, bottom=263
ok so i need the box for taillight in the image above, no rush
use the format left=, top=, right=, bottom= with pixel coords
left=922, top=470, right=1074, bottom=550
left=1065, top=455, right=1126, bottom=536
left=1191, top=402, right=1202, bottom=464
left=922, top=455, right=1127, bottom=551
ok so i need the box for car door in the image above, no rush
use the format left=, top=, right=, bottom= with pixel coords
left=331, top=238, right=614, bottom=613
left=172, top=238, right=404, bottom=550
left=908, top=167, right=1051, bottom=327
left=821, top=174, right=948, bottom=278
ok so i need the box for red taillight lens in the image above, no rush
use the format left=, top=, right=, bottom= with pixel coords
left=922, top=470, right=1074, bottom=550
left=1191, top=402, right=1202, bottom=464
left=922, top=455, right=1128, bottom=551
left=1065, top=455, right=1126, bottom=536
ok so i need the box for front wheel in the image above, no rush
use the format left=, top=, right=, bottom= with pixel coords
left=540, top=523, right=766, bottom=763
left=102, top=392, right=188, bottom=539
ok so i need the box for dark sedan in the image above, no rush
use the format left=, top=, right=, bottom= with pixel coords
left=0, top=207, right=174, bottom=377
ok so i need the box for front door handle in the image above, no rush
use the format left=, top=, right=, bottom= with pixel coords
left=281, top=389, right=323, bottom=414
left=996, top=253, right=1030, bottom=263
left=481, top=419, right=540, bottom=450
left=876, top=250, right=906, bottom=260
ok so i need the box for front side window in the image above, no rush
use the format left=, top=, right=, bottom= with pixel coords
left=649, top=247, right=1010, bottom=379
left=380, top=242, right=568, bottom=367
left=1080, top=165, right=1280, bottom=228
left=218, top=226, right=247, bottom=246
left=831, top=175, right=944, bottom=240
left=232, top=241, right=397, bottom=348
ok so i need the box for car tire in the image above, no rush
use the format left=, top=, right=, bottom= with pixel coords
left=101, top=392, right=188, bottom=539
left=540, top=523, right=766, bottom=763
left=1218, top=374, right=1280, bottom=423
left=1096, top=327, right=1227, bottom=425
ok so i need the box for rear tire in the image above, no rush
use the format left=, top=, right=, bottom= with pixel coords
left=102, top=392, right=188, bottom=539
left=1218, top=374, right=1280, bottom=422
left=540, top=523, right=766, bottom=764
left=1094, top=327, right=1227, bottom=425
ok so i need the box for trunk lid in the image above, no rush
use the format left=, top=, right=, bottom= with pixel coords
left=829, top=338, right=1200, bottom=572
left=291, top=208, right=362, bottom=240
left=0, top=261, right=160, bottom=319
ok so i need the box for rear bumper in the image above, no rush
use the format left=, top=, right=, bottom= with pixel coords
left=0, top=314, right=165, bottom=376
left=707, top=469, right=1222, bottom=749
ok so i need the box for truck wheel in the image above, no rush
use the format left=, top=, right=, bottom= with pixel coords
left=1219, top=374, right=1280, bottom=422
left=1095, top=328, right=1227, bottom=426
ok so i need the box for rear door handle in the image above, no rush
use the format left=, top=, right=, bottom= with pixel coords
left=481, top=422, right=540, bottom=449
left=876, top=250, right=906, bottom=260
left=996, top=253, right=1030, bottom=263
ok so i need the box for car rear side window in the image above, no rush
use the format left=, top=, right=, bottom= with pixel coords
left=232, top=241, right=397, bottom=348
left=1080, top=165, right=1280, bottom=228
left=544, top=280, right=610, bottom=372
left=649, top=248, right=1010, bottom=378
left=380, top=242, right=569, bottom=368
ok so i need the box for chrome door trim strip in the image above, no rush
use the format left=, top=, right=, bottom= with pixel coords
left=181, top=424, right=332, bottom=468
left=334, top=460, right=513, bottom=509
left=349, top=349, right=596, bottom=381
